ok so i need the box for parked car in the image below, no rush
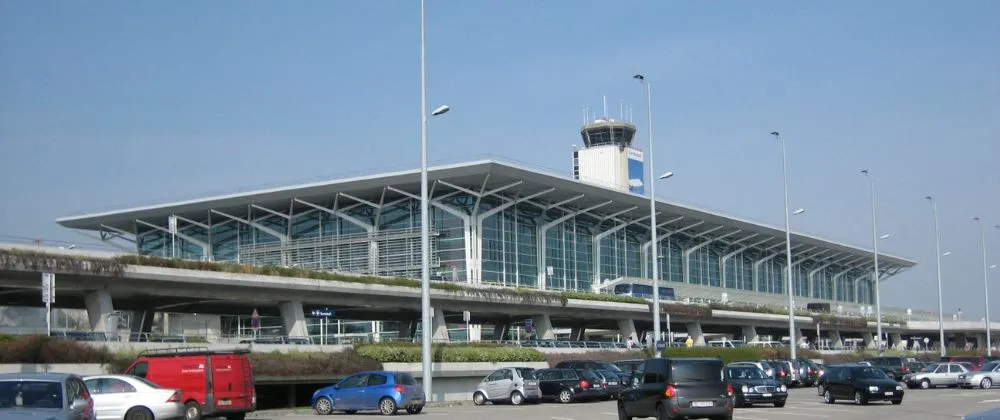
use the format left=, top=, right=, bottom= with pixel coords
left=534, top=368, right=606, bottom=403
left=618, top=357, right=734, bottom=420
left=963, top=407, right=1000, bottom=420
left=727, top=361, right=773, bottom=379
left=942, top=356, right=1000, bottom=371
left=613, top=360, right=644, bottom=377
left=472, top=367, right=541, bottom=405
left=821, top=364, right=904, bottom=405
left=123, top=347, right=255, bottom=420
left=724, top=364, right=787, bottom=408
left=765, top=360, right=797, bottom=386
left=311, top=371, right=424, bottom=415
left=958, top=361, right=1000, bottom=389
left=796, top=360, right=821, bottom=387
left=866, top=356, right=910, bottom=381
left=593, top=370, right=624, bottom=399
left=902, top=362, right=970, bottom=389
left=83, top=374, right=184, bottom=420
left=555, top=360, right=629, bottom=382
left=0, top=373, right=95, bottom=420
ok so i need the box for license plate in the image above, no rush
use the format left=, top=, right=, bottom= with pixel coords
left=885, top=392, right=894, bottom=396
left=609, top=382, right=619, bottom=385
left=526, top=381, right=538, bottom=386
left=762, top=393, right=772, bottom=397
left=691, top=401, right=713, bottom=408
left=217, top=400, right=232, bottom=406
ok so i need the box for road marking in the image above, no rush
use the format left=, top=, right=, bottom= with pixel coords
left=735, top=416, right=772, bottom=420
left=751, top=411, right=829, bottom=418
left=551, top=417, right=576, bottom=420
left=980, top=398, right=1000, bottom=403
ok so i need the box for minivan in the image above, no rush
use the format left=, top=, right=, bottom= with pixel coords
left=618, top=357, right=734, bottom=420
left=124, top=347, right=256, bottom=420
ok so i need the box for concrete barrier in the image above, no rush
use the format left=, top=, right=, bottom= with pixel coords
left=0, top=364, right=107, bottom=375
left=81, top=342, right=352, bottom=354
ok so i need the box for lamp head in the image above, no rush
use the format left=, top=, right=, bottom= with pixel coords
left=633, top=74, right=645, bottom=82
left=943, top=251, right=952, bottom=256
left=861, top=169, right=869, bottom=175
left=770, top=131, right=779, bottom=137
left=659, top=171, right=674, bottom=180
left=431, top=105, right=450, bottom=116
left=925, top=196, right=932, bottom=201
left=792, top=208, right=805, bottom=215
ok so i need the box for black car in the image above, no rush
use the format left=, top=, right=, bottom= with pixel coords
left=615, top=359, right=645, bottom=377
left=724, top=364, right=788, bottom=408
left=557, top=360, right=631, bottom=383
left=535, top=368, right=606, bottom=403
left=618, top=357, right=734, bottom=420
left=821, top=364, right=904, bottom=405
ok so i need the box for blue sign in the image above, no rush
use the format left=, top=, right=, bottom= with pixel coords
left=311, top=308, right=335, bottom=318
left=524, top=318, right=534, bottom=333
left=627, top=148, right=644, bottom=195
left=655, top=340, right=666, bottom=351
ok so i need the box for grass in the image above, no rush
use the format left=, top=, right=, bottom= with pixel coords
left=0, top=248, right=890, bottom=323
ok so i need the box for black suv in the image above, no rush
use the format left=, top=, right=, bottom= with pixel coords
left=821, top=364, right=904, bottom=405
left=556, top=360, right=630, bottom=382
left=618, top=358, right=734, bottom=420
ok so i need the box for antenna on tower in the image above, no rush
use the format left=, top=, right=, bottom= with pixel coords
left=620, top=99, right=624, bottom=120
left=582, top=106, right=587, bottom=125
left=603, top=95, right=608, bottom=119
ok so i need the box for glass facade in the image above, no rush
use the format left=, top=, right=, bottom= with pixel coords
left=132, top=190, right=879, bottom=305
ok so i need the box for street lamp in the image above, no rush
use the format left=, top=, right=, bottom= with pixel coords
left=634, top=73, right=664, bottom=354
left=974, top=217, right=991, bottom=355
left=418, top=0, right=452, bottom=399
left=770, top=131, right=799, bottom=359
left=927, top=196, right=947, bottom=357
left=861, top=169, right=885, bottom=352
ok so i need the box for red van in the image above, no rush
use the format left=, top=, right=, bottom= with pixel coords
left=124, top=347, right=256, bottom=420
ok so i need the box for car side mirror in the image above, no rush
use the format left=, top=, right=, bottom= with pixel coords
left=332, top=385, right=340, bottom=390
left=70, top=399, right=86, bottom=411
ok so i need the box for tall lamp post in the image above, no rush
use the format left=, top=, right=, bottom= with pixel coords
left=770, top=131, right=798, bottom=360
left=633, top=73, right=663, bottom=353
left=861, top=169, right=884, bottom=352
left=927, top=196, right=947, bottom=357
left=419, top=0, right=451, bottom=399
left=974, top=217, right=991, bottom=355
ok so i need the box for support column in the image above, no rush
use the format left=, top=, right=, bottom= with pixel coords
left=686, top=322, right=705, bottom=345
left=84, top=289, right=114, bottom=333
left=132, top=310, right=156, bottom=338
left=570, top=326, right=586, bottom=341
left=431, top=308, right=449, bottom=342
left=398, top=320, right=418, bottom=340
left=741, top=325, right=758, bottom=342
left=978, top=333, right=988, bottom=349
left=617, top=319, right=638, bottom=342
left=491, top=322, right=510, bottom=341
left=531, top=314, right=555, bottom=340
left=890, top=333, right=904, bottom=350
left=827, top=330, right=843, bottom=349
left=278, top=301, right=309, bottom=338
left=862, top=331, right=875, bottom=349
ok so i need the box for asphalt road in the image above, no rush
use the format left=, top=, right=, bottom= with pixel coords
left=248, top=387, right=1000, bottom=420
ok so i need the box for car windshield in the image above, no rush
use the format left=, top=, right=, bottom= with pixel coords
left=599, top=362, right=623, bottom=372
left=514, top=368, right=537, bottom=380
left=854, top=367, right=888, bottom=379
left=727, top=367, right=765, bottom=379
left=673, top=361, right=723, bottom=383
left=579, top=370, right=600, bottom=381
left=129, top=377, right=161, bottom=389
left=0, top=380, right=63, bottom=410
left=921, top=364, right=939, bottom=372
left=978, top=362, right=1000, bottom=372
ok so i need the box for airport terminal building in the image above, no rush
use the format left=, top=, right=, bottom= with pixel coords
left=56, top=118, right=916, bottom=322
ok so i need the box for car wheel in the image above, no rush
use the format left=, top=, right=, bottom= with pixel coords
left=774, top=400, right=786, bottom=408
left=184, top=401, right=203, bottom=420
left=617, top=402, right=632, bottom=420
left=854, top=391, right=867, bottom=406
left=558, top=389, right=573, bottom=404
left=472, top=392, right=487, bottom=406
left=817, top=385, right=824, bottom=396
left=510, top=391, right=525, bottom=406
left=125, top=407, right=154, bottom=420
left=379, top=397, right=398, bottom=416
left=823, top=390, right=835, bottom=404
left=406, top=406, right=423, bottom=414
left=891, top=399, right=902, bottom=405
left=921, top=379, right=931, bottom=389
left=314, top=397, right=334, bottom=415
left=982, top=378, right=993, bottom=389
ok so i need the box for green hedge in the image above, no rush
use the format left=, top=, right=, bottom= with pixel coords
left=355, top=343, right=546, bottom=363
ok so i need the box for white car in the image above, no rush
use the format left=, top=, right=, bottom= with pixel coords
left=83, top=374, right=184, bottom=420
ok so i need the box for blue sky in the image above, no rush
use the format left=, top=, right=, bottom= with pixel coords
left=1, top=0, right=997, bottom=316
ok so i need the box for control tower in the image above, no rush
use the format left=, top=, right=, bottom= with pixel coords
left=572, top=102, right=645, bottom=195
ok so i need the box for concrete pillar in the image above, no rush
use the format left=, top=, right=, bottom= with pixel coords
left=890, top=333, right=904, bottom=350
left=617, top=319, right=638, bottom=342
left=796, top=328, right=806, bottom=346
left=978, top=333, right=988, bottom=349
left=827, top=330, right=843, bottom=349
left=84, top=289, right=114, bottom=334
left=686, top=322, right=705, bottom=346
left=491, top=323, right=510, bottom=341
left=955, top=333, right=968, bottom=349
left=531, top=314, right=555, bottom=340
left=278, top=300, right=309, bottom=338
left=741, top=325, right=758, bottom=342
left=398, top=320, right=418, bottom=340
left=570, top=326, right=586, bottom=341
left=862, top=331, right=875, bottom=349
left=431, top=308, right=449, bottom=342
left=133, top=311, right=156, bottom=337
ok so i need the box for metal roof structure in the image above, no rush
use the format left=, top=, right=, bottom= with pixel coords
left=56, top=159, right=916, bottom=273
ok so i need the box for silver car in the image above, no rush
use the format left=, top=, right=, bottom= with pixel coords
left=0, top=373, right=95, bottom=420
left=902, top=362, right=969, bottom=389
left=959, top=361, right=1000, bottom=389
left=472, top=367, right=542, bottom=406
left=83, top=374, right=184, bottom=420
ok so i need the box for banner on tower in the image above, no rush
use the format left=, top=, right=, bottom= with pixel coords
left=627, top=148, right=645, bottom=195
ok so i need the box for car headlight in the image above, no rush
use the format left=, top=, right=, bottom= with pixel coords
left=779, top=385, right=787, bottom=392
left=896, top=385, right=903, bottom=391
left=741, top=385, right=749, bottom=393
left=959, top=375, right=966, bottom=379
left=868, top=386, right=879, bottom=392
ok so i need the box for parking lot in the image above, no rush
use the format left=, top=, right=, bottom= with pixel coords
left=249, top=387, right=1000, bottom=420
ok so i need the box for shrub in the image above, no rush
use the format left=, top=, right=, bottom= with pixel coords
left=709, top=302, right=811, bottom=317
left=251, top=349, right=382, bottom=377
left=544, top=350, right=646, bottom=367
left=355, top=343, right=546, bottom=363
left=0, top=335, right=118, bottom=364
left=813, top=314, right=868, bottom=329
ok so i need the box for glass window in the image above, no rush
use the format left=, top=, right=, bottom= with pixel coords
left=0, top=380, right=64, bottom=409
left=395, top=374, right=418, bottom=385
left=338, top=374, right=370, bottom=389
left=672, top=361, right=723, bottom=383
left=515, top=368, right=537, bottom=380
left=127, top=362, right=148, bottom=379
left=486, top=371, right=506, bottom=382
left=367, top=374, right=387, bottom=386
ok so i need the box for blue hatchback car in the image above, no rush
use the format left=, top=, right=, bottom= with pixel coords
left=312, top=371, right=425, bottom=416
